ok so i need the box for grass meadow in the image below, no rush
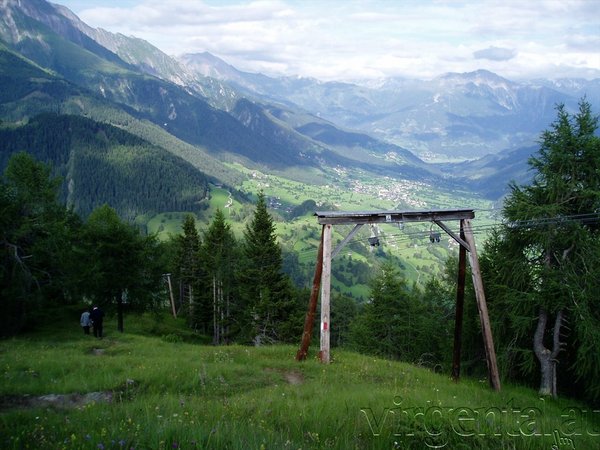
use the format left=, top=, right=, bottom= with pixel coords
left=1, top=308, right=598, bottom=449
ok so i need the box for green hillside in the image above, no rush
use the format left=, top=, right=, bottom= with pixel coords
left=1, top=311, right=597, bottom=450
left=0, top=43, right=242, bottom=188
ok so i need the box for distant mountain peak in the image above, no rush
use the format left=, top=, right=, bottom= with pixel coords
left=437, top=69, right=513, bottom=86
left=179, top=52, right=240, bottom=80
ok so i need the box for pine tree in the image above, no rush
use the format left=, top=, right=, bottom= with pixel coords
left=79, top=204, right=161, bottom=332
left=173, top=214, right=201, bottom=321
left=0, top=152, right=80, bottom=334
left=199, top=209, right=238, bottom=344
left=238, top=192, right=295, bottom=344
left=348, top=262, right=444, bottom=362
left=482, top=99, right=600, bottom=400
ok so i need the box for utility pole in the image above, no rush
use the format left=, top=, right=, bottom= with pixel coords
left=164, top=273, right=177, bottom=318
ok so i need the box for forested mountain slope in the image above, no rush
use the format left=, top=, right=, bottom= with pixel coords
left=0, top=113, right=210, bottom=220
left=0, top=0, right=320, bottom=170
left=0, top=0, right=437, bottom=180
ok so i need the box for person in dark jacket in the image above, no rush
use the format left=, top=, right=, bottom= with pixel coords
left=90, top=306, right=105, bottom=338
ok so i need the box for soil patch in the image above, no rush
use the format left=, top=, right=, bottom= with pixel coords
left=284, top=371, right=304, bottom=385
left=0, top=374, right=136, bottom=411
left=264, top=368, right=304, bottom=385
left=0, top=391, right=112, bottom=410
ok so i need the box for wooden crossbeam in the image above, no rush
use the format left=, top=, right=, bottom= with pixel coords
left=316, top=209, right=474, bottom=225
left=434, top=220, right=470, bottom=251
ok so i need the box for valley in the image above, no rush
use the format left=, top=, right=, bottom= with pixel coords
left=0, top=0, right=595, bottom=298
left=144, top=162, right=498, bottom=298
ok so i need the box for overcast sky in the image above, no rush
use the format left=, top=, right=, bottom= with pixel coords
left=57, top=0, right=600, bottom=81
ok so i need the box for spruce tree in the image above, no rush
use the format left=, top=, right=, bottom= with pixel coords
left=79, top=204, right=162, bottom=332
left=0, top=152, right=80, bottom=334
left=239, top=192, right=294, bottom=344
left=173, top=214, right=201, bottom=322
left=199, top=209, right=238, bottom=344
left=348, top=262, right=448, bottom=363
left=482, top=99, right=600, bottom=400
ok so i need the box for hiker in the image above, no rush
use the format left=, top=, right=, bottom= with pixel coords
left=90, top=306, right=105, bottom=338
left=80, top=309, right=91, bottom=335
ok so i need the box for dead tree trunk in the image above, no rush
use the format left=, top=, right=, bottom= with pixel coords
left=534, top=308, right=564, bottom=398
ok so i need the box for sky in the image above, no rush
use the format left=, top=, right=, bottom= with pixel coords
left=56, top=0, right=600, bottom=82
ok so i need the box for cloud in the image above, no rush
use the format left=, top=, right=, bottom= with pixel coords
left=566, top=34, right=600, bottom=52
left=473, top=46, right=517, bottom=62
left=62, top=0, right=600, bottom=81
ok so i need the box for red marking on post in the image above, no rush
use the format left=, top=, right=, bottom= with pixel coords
left=323, top=322, right=328, bottom=331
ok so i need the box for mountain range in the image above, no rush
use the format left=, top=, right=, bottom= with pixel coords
left=179, top=54, right=600, bottom=161
left=1, top=0, right=598, bottom=220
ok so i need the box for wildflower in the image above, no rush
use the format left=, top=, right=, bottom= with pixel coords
left=97, top=444, right=105, bottom=450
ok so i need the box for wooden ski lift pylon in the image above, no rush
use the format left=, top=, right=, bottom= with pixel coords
left=295, top=209, right=501, bottom=392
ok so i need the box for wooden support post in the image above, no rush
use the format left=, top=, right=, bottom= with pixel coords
left=434, top=220, right=470, bottom=250
left=296, top=226, right=325, bottom=361
left=319, top=224, right=332, bottom=363
left=451, top=221, right=466, bottom=381
left=463, top=219, right=501, bottom=391
left=166, top=274, right=177, bottom=319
